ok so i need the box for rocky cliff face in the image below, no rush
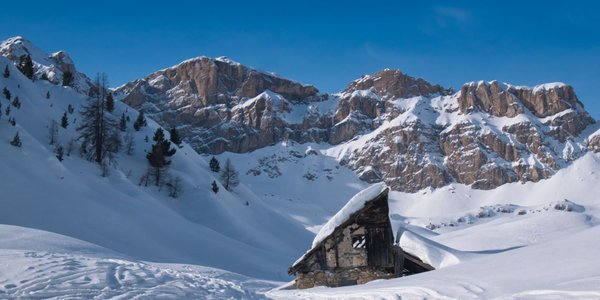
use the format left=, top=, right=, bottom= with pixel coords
left=333, top=78, right=595, bottom=192
left=116, top=57, right=332, bottom=153
left=115, top=57, right=598, bottom=192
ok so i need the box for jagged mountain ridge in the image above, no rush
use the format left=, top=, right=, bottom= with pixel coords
left=114, top=55, right=599, bottom=192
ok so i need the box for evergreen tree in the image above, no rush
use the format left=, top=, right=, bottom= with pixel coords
left=61, top=112, right=69, bottom=128
left=55, top=144, right=64, bottom=161
left=12, top=96, right=20, bottom=108
left=133, top=110, right=147, bottom=131
left=209, top=156, right=220, bottom=172
left=8, top=117, right=16, bottom=126
left=67, top=104, right=74, bottom=114
left=106, top=92, right=114, bottom=112
left=76, top=73, right=119, bottom=164
left=211, top=180, right=219, bottom=194
left=220, top=158, right=239, bottom=191
left=3, top=87, right=10, bottom=100
left=5, top=104, right=10, bottom=116
left=17, top=55, right=34, bottom=80
left=146, top=128, right=176, bottom=186
left=46, top=91, right=50, bottom=99
left=3, top=65, right=9, bottom=78
left=62, top=70, right=73, bottom=87
left=10, top=132, right=22, bottom=147
left=169, top=127, right=182, bottom=147
left=119, top=113, right=127, bottom=131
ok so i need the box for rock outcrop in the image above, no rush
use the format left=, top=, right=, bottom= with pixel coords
left=0, top=36, right=93, bottom=93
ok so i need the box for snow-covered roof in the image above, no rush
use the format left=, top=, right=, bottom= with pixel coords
left=395, top=229, right=467, bottom=269
left=311, top=182, right=388, bottom=248
left=291, top=183, right=388, bottom=269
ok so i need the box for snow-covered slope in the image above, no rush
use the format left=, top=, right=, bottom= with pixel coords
left=0, top=45, right=313, bottom=281
left=270, top=152, right=600, bottom=299
left=0, top=225, right=278, bottom=299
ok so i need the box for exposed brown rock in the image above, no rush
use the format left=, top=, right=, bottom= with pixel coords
left=344, top=69, right=449, bottom=99
left=458, top=81, right=591, bottom=120
left=457, top=81, right=523, bottom=117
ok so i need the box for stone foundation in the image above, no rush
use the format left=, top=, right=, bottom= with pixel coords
left=295, top=268, right=393, bottom=289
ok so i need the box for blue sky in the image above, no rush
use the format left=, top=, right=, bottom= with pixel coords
left=1, top=0, right=599, bottom=117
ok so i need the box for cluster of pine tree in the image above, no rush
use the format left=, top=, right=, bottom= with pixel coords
left=2, top=71, right=23, bottom=146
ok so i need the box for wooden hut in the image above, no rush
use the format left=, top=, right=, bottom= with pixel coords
left=288, top=183, right=434, bottom=289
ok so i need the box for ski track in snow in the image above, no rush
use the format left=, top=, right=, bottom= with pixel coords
left=0, top=250, right=276, bottom=299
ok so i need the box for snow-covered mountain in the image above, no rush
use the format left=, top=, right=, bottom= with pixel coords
left=2, top=36, right=600, bottom=299
left=115, top=57, right=599, bottom=192
left=0, top=37, right=321, bottom=282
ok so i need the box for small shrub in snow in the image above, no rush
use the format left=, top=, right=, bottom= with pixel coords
left=11, top=96, right=20, bottom=108
left=303, top=172, right=317, bottom=181
left=55, top=144, right=64, bottom=161
left=10, top=132, right=22, bottom=147
left=3, top=65, right=9, bottom=78
left=3, top=87, right=10, bottom=100
left=211, top=180, right=219, bottom=194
